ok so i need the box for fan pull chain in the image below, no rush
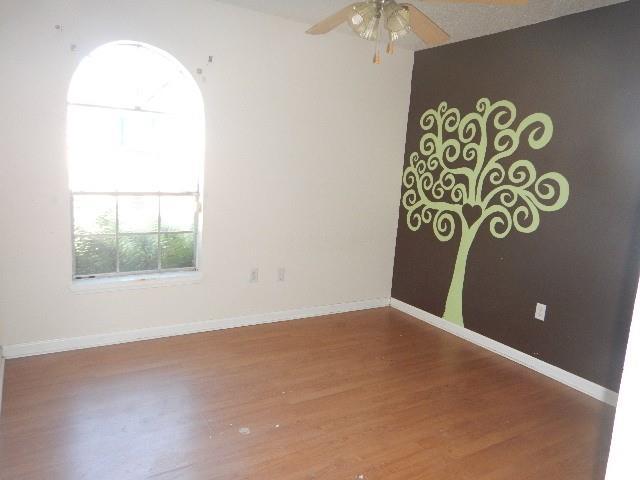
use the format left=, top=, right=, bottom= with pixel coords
left=387, top=39, right=395, bottom=55
left=373, top=11, right=383, bottom=64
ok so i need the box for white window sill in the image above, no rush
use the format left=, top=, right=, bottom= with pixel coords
left=70, top=271, right=203, bottom=294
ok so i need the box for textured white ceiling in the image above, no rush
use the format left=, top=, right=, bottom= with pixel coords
left=215, top=0, right=627, bottom=51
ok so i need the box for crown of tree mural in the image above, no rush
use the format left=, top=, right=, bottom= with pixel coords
left=402, top=98, right=569, bottom=327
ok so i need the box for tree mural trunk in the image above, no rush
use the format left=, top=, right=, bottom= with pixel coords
left=443, top=226, right=478, bottom=327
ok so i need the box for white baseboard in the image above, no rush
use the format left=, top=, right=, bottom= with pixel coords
left=3, top=297, right=618, bottom=407
left=2, top=298, right=391, bottom=359
left=390, top=298, right=618, bottom=406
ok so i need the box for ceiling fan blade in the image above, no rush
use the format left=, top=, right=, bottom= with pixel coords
left=306, top=4, right=357, bottom=35
left=418, top=0, right=528, bottom=5
left=401, top=4, right=450, bottom=45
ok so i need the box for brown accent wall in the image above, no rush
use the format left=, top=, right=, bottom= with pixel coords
left=391, top=1, right=640, bottom=391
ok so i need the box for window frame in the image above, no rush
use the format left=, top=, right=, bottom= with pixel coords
left=67, top=41, right=204, bottom=282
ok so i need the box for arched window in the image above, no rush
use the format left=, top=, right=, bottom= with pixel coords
left=67, top=41, right=204, bottom=279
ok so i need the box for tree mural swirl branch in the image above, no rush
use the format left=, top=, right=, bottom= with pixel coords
left=402, top=98, right=569, bottom=327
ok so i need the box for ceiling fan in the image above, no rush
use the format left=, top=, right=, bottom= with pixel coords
left=306, top=0, right=528, bottom=64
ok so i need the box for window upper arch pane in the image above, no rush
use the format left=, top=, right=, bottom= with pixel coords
left=68, top=41, right=202, bottom=114
left=67, top=41, right=204, bottom=193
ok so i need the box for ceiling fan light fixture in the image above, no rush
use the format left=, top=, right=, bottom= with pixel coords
left=307, top=0, right=519, bottom=64
left=385, top=3, right=412, bottom=41
left=349, top=2, right=381, bottom=41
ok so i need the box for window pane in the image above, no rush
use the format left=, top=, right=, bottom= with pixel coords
left=119, top=234, right=159, bottom=272
left=118, top=196, right=158, bottom=233
left=73, top=195, right=116, bottom=234
left=74, top=235, right=117, bottom=275
left=160, top=233, right=194, bottom=269
left=67, top=107, right=121, bottom=192
left=160, top=196, right=196, bottom=232
left=68, top=43, right=196, bottom=114
left=67, top=43, right=203, bottom=194
left=120, top=111, right=157, bottom=152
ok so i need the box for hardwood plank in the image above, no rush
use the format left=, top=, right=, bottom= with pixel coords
left=0, top=308, right=614, bottom=479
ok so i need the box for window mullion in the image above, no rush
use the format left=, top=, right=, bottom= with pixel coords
left=115, top=196, right=120, bottom=273
left=157, top=195, right=162, bottom=272
left=71, top=193, right=76, bottom=278
left=193, top=192, right=199, bottom=269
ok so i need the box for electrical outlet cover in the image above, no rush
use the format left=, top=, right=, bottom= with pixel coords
left=250, top=268, right=259, bottom=283
left=535, top=303, right=547, bottom=321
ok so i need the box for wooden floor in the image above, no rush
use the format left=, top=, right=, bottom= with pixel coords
left=0, top=308, right=615, bottom=480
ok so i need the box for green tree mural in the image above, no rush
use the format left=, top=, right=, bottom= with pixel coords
left=402, top=98, right=569, bottom=327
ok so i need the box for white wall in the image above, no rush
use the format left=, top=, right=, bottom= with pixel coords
left=606, top=285, right=640, bottom=478
left=0, top=0, right=413, bottom=347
